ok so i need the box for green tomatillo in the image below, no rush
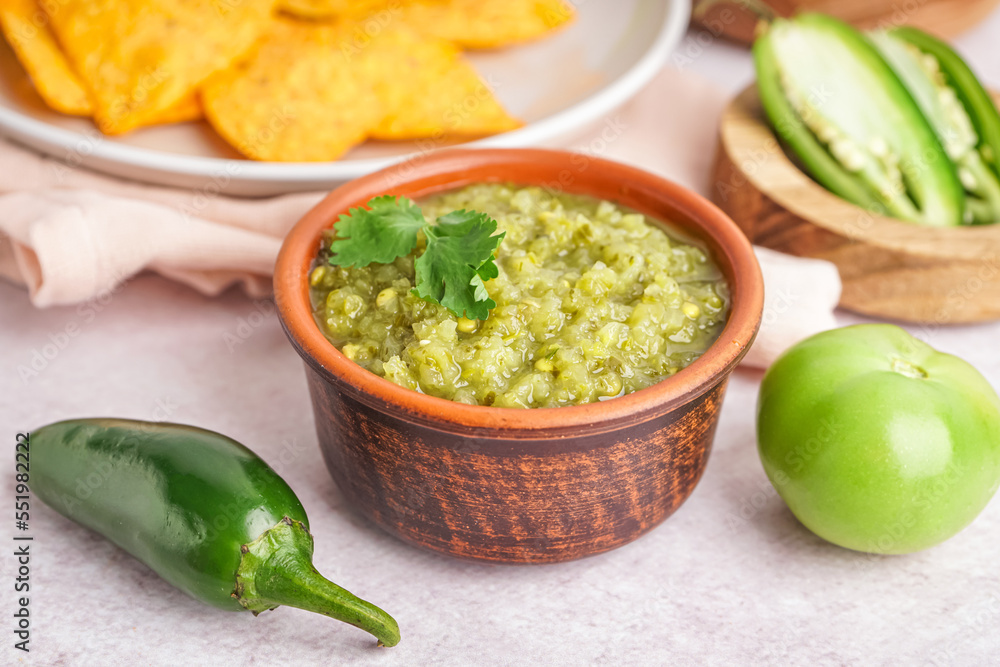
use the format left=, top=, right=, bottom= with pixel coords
left=756, top=324, right=1000, bottom=554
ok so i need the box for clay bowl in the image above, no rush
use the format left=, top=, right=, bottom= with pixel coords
left=713, top=84, right=1000, bottom=325
left=274, top=148, right=763, bottom=564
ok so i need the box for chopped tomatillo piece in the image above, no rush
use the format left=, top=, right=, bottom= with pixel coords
left=328, top=195, right=505, bottom=319
left=754, top=13, right=965, bottom=226
left=869, top=27, right=1000, bottom=224
left=30, top=419, right=400, bottom=647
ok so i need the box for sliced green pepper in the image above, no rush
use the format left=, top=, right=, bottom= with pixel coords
left=753, top=13, right=965, bottom=227
left=753, top=25, right=884, bottom=212
left=870, top=27, right=1000, bottom=224
left=30, top=418, right=400, bottom=647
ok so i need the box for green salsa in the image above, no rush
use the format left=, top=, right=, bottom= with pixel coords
left=309, top=184, right=729, bottom=408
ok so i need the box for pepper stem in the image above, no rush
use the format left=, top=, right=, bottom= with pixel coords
left=233, top=517, right=400, bottom=647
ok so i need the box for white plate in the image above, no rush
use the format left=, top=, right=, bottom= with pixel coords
left=0, top=0, right=690, bottom=196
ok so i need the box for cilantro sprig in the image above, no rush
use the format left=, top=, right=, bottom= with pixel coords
left=328, top=196, right=506, bottom=320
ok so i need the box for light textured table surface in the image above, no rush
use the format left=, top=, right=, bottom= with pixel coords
left=5, top=11, right=1000, bottom=667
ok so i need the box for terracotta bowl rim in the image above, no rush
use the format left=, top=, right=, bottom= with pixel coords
left=274, top=148, right=764, bottom=436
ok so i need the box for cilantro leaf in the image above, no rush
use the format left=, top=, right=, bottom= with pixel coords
left=412, top=210, right=506, bottom=320
left=328, top=195, right=426, bottom=267
left=325, top=199, right=506, bottom=319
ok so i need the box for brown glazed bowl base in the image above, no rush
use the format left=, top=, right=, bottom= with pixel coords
left=308, top=370, right=728, bottom=563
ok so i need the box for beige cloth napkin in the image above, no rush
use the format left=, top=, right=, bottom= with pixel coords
left=0, top=67, right=840, bottom=368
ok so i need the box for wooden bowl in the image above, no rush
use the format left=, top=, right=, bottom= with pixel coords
left=713, top=85, right=1000, bottom=325
left=274, top=148, right=764, bottom=563
left=692, top=0, right=1000, bottom=45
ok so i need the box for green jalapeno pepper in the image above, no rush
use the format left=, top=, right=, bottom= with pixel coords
left=753, top=13, right=965, bottom=227
left=752, top=21, right=884, bottom=213
left=869, top=27, right=1000, bottom=224
left=30, top=418, right=400, bottom=647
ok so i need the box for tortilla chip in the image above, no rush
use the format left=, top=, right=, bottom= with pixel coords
left=42, top=0, right=275, bottom=135
left=0, top=0, right=92, bottom=115
left=279, top=0, right=405, bottom=20
left=202, top=18, right=383, bottom=161
left=400, top=0, right=575, bottom=49
left=0, top=0, right=199, bottom=124
left=361, top=26, right=520, bottom=139
left=150, top=94, right=202, bottom=125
